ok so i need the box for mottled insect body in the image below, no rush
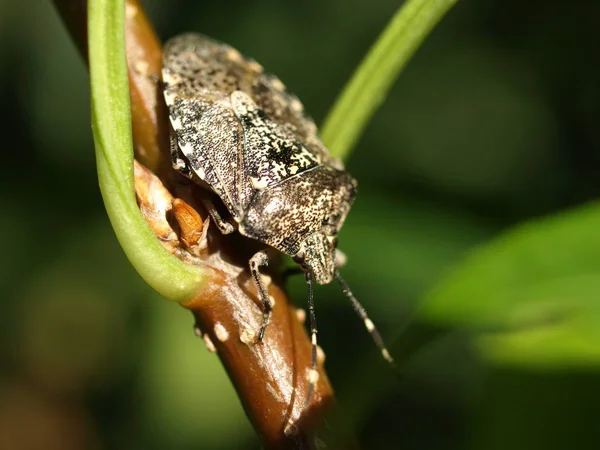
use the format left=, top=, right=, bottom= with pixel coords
left=163, top=34, right=356, bottom=284
left=162, top=33, right=393, bottom=415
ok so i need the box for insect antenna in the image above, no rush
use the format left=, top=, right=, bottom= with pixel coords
left=336, top=272, right=396, bottom=368
left=304, top=271, right=319, bottom=408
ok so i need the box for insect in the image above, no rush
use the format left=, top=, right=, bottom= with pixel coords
left=162, top=33, right=394, bottom=404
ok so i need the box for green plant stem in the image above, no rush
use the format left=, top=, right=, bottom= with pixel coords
left=88, top=0, right=206, bottom=302
left=320, top=0, right=458, bottom=160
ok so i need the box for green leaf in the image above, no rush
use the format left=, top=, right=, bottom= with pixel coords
left=320, top=0, right=458, bottom=160
left=88, top=0, right=206, bottom=302
left=420, top=202, right=600, bottom=368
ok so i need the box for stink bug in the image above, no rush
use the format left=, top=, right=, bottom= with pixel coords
left=162, top=33, right=394, bottom=403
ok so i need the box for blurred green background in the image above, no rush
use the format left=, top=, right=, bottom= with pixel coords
left=2, top=0, right=600, bottom=449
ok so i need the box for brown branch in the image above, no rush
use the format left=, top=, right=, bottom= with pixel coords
left=52, top=1, right=359, bottom=448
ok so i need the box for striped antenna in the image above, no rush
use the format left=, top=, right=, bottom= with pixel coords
left=336, top=272, right=396, bottom=367
left=304, top=271, right=319, bottom=408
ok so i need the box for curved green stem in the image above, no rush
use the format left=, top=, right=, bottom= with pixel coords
left=320, top=0, right=458, bottom=160
left=88, top=0, right=206, bottom=302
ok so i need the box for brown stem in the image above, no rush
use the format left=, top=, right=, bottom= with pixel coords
left=52, top=0, right=358, bottom=448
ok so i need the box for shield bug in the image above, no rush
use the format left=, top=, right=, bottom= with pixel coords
left=162, top=33, right=394, bottom=404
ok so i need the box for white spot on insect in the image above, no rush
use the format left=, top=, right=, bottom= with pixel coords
left=306, top=121, right=318, bottom=135
left=170, top=116, right=183, bottom=130
left=364, top=318, right=375, bottom=332
left=271, top=77, right=286, bottom=92
left=163, top=89, right=177, bottom=106
left=195, top=167, right=206, bottom=180
left=263, top=197, right=283, bottom=215
left=214, top=322, right=229, bottom=342
left=162, top=71, right=178, bottom=85
left=230, top=91, right=252, bottom=114
left=288, top=165, right=299, bottom=175
left=295, top=308, right=306, bottom=324
left=290, top=98, right=303, bottom=112
left=251, top=176, right=270, bottom=190
left=382, top=348, right=393, bottom=362
left=225, top=48, right=243, bottom=62
left=308, top=368, right=319, bottom=385
left=247, top=60, right=263, bottom=73
left=179, top=141, right=194, bottom=155
left=203, top=333, right=217, bottom=352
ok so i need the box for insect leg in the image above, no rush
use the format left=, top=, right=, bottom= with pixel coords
left=169, top=133, right=195, bottom=179
left=249, top=250, right=272, bottom=342
left=197, top=195, right=236, bottom=235
left=336, top=272, right=396, bottom=366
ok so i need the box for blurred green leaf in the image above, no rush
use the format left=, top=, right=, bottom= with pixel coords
left=321, top=0, right=458, bottom=160
left=420, top=201, right=600, bottom=368
left=473, top=368, right=600, bottom=450
left=363, top=41, right=561, bottom=208
left=88, top=0, right=206, bottom=302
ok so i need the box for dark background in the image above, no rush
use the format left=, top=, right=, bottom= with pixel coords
left=1, top=0, right=599, bottom=449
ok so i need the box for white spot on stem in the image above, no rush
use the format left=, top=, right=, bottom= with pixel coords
left=317, top=346, right=326, bottom=364
left=214, top=322, right=229, bottom=342
left=203, top=334, right=217, bottom=352
left=125, top=2, right=138, bottom=18
left=295, top=308, right=306, bottom=324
